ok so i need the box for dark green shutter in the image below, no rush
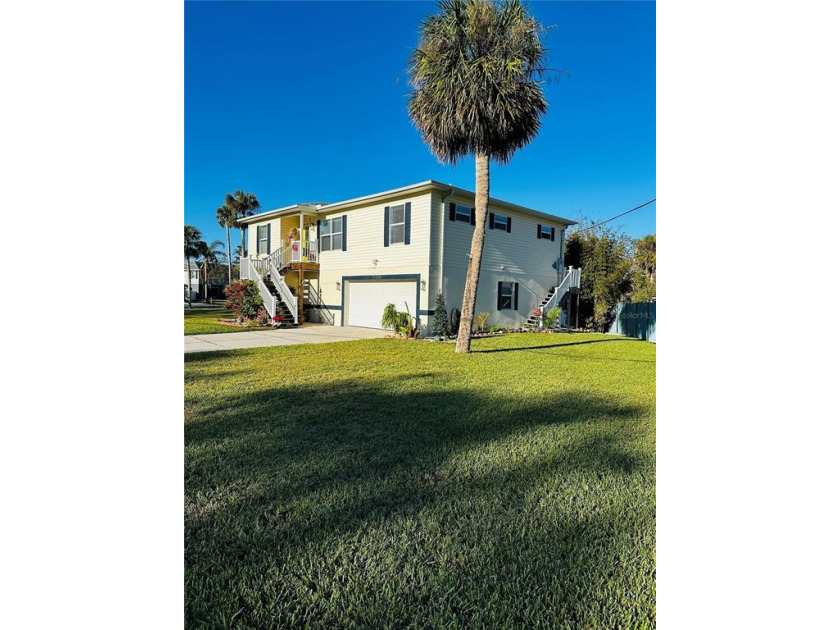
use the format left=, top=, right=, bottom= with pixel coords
left=266, top=223, right=271, bottom=254
left=506, top=217, right=512, bottom=233
left=497, top=281, right=503, bottom=310
left=404, top=202, right=411, bottom=245
left=342, top=215, right=347, bottom=251
left=551, top=227, right=556, bottom=242
left=489, top=212, right=495, bottom=229
left=514, top=283, right=519, bottom=310
left=449, top=202, right=456, bottom=221
left=384, top=207, right=390, bottom=247
left=470, top=207, right=476, bottom=225
left=537, top=224, right=542, bottom=239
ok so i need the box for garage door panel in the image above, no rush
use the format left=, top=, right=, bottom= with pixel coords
left=347, top=281, right=416, bottom=329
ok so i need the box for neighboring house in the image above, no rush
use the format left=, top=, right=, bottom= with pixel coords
left=184, top=261, right=200, bottom=301
left=238, top=180, right=578, bottom=333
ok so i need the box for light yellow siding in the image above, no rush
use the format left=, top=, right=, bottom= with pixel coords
left=317, top=191, right=435, bottom=329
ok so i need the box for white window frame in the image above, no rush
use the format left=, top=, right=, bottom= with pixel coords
left=539, top=224, right=552, bottom=240
left=493, top=213, right=509, bottom=230
left=389, top=204, right=406, bottom=244
left=257, top=225, right=269, bottom=254
left=454, top=204, right=471, bottom=223
left=320, top=217, right=343, bottom=252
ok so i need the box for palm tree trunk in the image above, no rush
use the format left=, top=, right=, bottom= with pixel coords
left=455, top=152, right=490, bottom=354
left=226, top=225, right=232, bottom=284
left=186, top=256, right=192, bottom=308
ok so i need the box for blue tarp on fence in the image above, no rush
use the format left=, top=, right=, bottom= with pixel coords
left=609, top=301, right=656, bottom=342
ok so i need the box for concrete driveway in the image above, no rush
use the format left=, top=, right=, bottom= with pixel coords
left=185, top=324, right=385, bottom=353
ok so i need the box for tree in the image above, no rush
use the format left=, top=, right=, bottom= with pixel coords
left=216, top=202, right=237, bottom=285
left=565, top=222, right=634, bottom=331
left=431, top=291, right=450, bottom=338
left=184, top=225, right=202, bottom=308
left=196, top=239, right=226, bottom=301
left=225, top=190, right=261, bottom=260
left=408, top=0, right=549, bottom=353
left=630, top=234, right=656, bottom=302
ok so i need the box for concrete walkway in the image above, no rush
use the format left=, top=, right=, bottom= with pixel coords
left=185, top=324, right=385, bottom=353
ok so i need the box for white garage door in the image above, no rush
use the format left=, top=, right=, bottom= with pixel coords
left=347, top=281, right=416, bottom=329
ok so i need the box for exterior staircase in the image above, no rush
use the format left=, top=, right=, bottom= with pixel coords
left=263, top=275, right=298, bottom=326
left=526, top=267, right=582, bottom=330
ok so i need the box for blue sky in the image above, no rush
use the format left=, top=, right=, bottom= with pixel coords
left=185, top=0, right=655, bottom=246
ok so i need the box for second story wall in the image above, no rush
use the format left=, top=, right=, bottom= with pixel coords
left=317, top=191, right=433, bottom=274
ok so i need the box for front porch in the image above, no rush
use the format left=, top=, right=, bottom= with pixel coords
left=240, top=207, right=328, bottom=326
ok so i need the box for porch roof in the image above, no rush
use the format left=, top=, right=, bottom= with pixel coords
left=237, top=203, right=324, bottom=225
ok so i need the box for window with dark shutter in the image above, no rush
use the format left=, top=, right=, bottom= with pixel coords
left=498, top=281, right=514, bottom=310
left=492, top=213, right=508, bottom=231
left=453, top=204, right=471, bottom=223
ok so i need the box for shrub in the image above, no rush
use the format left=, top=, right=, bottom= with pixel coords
left=541, top=306, right=562, bottom=330
left=431, top=292, right=449, bottom=337
left=475, top=312, right=490, bottom=332
left=382, top=303, right=417, bottom=338
left=255, top=307, right=270, bottom=326
left=225, top=280, right=263, bottom=321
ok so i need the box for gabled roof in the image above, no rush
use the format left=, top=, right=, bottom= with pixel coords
left=238, top=180, right=576, bottom=226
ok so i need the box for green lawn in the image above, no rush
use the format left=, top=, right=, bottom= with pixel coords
left=185, top=333, right=656, bottom=629
left=184, top=306, right=269, bottom=335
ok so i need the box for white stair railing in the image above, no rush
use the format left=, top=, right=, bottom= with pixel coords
left=268, top=261, right=298, bottom=324
left=241, top=257, right=276, bottom=319
left=540, top=267, right=581, bottom=328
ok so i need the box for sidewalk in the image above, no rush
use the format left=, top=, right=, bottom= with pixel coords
left=185, top=324, right=384, bottom=353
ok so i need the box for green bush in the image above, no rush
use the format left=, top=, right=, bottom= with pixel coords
left=431, top=292, right=449, bottom=337
left=541, top=306, right=562, bottom=330
left=225, top=280, right=263, bottom=321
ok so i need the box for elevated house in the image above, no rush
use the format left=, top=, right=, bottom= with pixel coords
left=238, top=180, right=580, bottom=333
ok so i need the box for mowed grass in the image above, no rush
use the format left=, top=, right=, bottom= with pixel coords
left=185, top=333, right=656, bottom=629
left=184, top=306, right=268, bottom=335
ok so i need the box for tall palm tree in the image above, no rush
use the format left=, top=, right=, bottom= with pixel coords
left=408, top=0, right=549, bottom=353
left=196, top=239, right=226, bottom=301
left=225, top=190, right=261, bottom=259
left=184, top=225, right=202, bottom=308
left=216, top=202, right=237, bottom=284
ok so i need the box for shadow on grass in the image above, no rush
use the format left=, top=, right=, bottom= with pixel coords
left=472, top=337, right=638, bottom=354
left=185, top=381, right=654, bottom=629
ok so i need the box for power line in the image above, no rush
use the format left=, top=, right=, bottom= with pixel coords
left=573, top=198, right=656, bottom=232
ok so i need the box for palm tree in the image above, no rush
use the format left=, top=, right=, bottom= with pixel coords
left=408, top=0, right=549, bottom=353
left=184, top=225, right=202, bottom=308
left=196, top=239, right=226, bottom=301
left=216, top=202, right=237, bottom=284
left=225, top=190, right=261, bottom=260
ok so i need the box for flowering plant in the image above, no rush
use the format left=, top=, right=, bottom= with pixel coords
left=273, top=314, right=283, bottom=322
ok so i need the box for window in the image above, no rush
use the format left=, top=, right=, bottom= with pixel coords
left=537, top=224, right=555, bottom=241
left=389, top=204, right=405, bottom=244
left=497, top=281, right=518, bottom=310
left=320, top=217, right=344, bottom=252
left=384, top=203, right=411, bottom=246
left=257, top=224, right=270, bottom=254
left=448, top=203, right=475, bottom=224
left=190, top=270, right=198, bottom=280
left=489, top=212, right=511, bottom=232
left=454, top=204, right=472, bottom=223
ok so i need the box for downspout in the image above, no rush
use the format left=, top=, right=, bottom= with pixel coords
left=439, top=188, right=453, bottom=297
